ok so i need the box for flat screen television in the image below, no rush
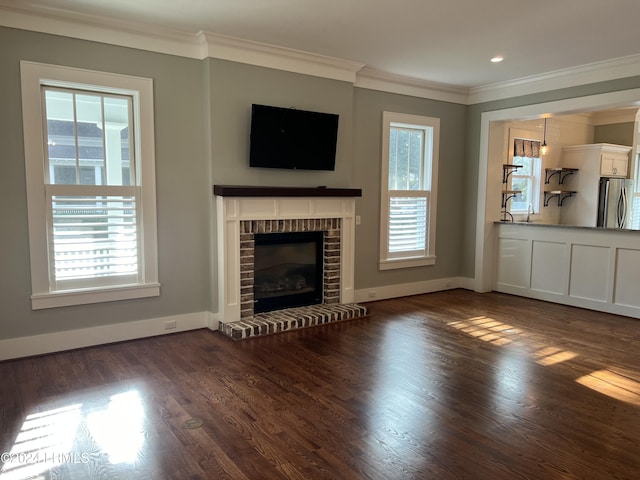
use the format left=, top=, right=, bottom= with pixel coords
left=249, top=104, right=339, bottom=171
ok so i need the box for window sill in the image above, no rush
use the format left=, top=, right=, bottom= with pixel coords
left=31, top=283, right=161, bottom=310
left=379, top=256, right=436, bottom=271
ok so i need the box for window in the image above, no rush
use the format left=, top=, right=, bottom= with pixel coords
left=508, top=132, right=542, bottom=215
left=21, top=62, right=159, bottom=309
left=380, top=112, right=439, bottom=270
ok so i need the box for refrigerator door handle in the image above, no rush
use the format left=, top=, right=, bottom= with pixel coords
left=618, top=187, right=628, bottom=229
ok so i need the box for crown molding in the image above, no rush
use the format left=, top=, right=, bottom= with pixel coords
left=355, top=67, right=469, bottom=104
left=200, top=31, right=365, bottom=83
left=469, top=54, right=640, bottom=105
left=2, top=4, right=640, bottom=104
left=0, top=5, right=206, bottom=59
left=0, top=4, right=364, bottom=83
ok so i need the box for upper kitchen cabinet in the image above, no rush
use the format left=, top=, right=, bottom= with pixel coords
left=591, top=108, right=639, bottom=178
left=600, top=146, right=631, bottom=177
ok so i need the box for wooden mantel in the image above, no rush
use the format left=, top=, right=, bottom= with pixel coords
left=213, top=185, right=362, bottom=197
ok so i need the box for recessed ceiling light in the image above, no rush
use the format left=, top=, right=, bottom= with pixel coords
left=491, top=56, right=504, bottom=63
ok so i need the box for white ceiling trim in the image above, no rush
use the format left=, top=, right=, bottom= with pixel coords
left=355, top=68, right=469, bottom=105
left=469, top=54, right=640, bottom=105
left=200, top=31, right=365, bottom=83
left=0, top=6, right=364, bottom=83
left=0, top=6, right=206, bottom=59
left=3, top=5, right=640, bottom=105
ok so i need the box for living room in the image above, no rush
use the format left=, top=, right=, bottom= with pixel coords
left=3, top=1, right=640, bottom=357
left=2, top=2, right=640, bottom=478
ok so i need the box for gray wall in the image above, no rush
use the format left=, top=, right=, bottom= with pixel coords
left=0, top=27, right=211, bottom=339
left=0, top=26, right=469, bottom=341
left=594, top=122, right=635, bottom=146
left=207, top=59, right=356, bottom=188
left=352, top=88, right=467, bottom=288
left=204, top=59, right=357, bottom=311
left=203, top=62, right=468, bottom=298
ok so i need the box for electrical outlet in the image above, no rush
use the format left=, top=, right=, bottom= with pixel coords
left=368, top=291, right=377, bottom=299
left=355, top=215, right=361, bottom=225
left=164, top=319, right=177, bottom=330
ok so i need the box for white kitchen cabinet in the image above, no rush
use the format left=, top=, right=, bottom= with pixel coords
left=559, top=143, right=632, bottom=226
left=495, top=223, right=640, bottom=319
left=600, top=150, right=629, bottom=177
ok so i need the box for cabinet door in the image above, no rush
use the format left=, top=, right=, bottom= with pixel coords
left=613, top=155, right=628, bottom=177
left=600, top=153, right=628, bottom=177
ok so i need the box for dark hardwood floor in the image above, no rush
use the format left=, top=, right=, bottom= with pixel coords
left=1, top=290, right=639, bottom=479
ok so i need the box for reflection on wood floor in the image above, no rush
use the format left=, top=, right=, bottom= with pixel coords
left=1, top=289, right=639, bottom=479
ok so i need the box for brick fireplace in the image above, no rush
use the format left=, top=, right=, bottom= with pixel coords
left=214, top=186, right=363, bottom=331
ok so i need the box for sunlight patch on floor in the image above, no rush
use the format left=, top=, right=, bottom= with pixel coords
left=448, top=316, right=578, bottom=365
left=447, top=316, right=516, bottom=346
left=0, top=389, right=146, bottom=480
left=0, top=404, right=82, bottom=480
left=533, top=346, right=578, bottom=366
left=448, top=316, right=640, bottom=407
left=86, top=390, right=145, bottom=464
left=576, top=369, right=640, bottom=406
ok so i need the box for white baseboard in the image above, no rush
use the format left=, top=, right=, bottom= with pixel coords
left=456, top=277, right=476, bottom=290
left=496, top=284, right=640, bottom=320
left=354, top=276, right=474, bottom=303
left=0, top=311, right=212, bottom=361
left=0, top=278, right=475, bottom=361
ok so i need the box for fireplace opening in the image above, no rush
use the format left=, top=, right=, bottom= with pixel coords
left=253, top=231, right=324, bottom=314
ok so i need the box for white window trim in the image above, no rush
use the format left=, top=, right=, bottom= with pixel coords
left=21, top=61, right=159, bottom=309
left=507, top=128, right=543, bottom=217
left=379, top=111, right=439, bottom=270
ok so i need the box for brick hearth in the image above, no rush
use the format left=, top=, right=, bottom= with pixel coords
left=220, top=303, right=369, bottom=340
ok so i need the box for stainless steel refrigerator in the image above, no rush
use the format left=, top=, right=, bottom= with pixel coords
left=597, top=177, right=633, bottom=228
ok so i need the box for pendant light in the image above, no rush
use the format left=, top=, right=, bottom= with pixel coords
left=540, top=118, right=548, bottom=155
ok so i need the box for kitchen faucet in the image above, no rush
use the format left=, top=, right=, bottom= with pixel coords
left=526, top=204, right=534, bottom=223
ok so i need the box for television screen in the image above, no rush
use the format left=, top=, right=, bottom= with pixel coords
left=249, top=104, right=339, bottom=171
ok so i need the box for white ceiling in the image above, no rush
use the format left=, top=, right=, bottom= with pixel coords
left=3, top=0, right=640, bottom=90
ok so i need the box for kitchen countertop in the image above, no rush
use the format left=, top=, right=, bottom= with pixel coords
left=495, top=221, right=640, bottom=233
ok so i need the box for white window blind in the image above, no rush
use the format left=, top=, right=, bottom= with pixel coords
left=48, top=188, right=140, bottom=290
left=388, top=195, right=428, bottom=254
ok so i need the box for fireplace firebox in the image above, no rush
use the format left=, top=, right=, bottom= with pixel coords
left=253, top=231, right=324, bottom=314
